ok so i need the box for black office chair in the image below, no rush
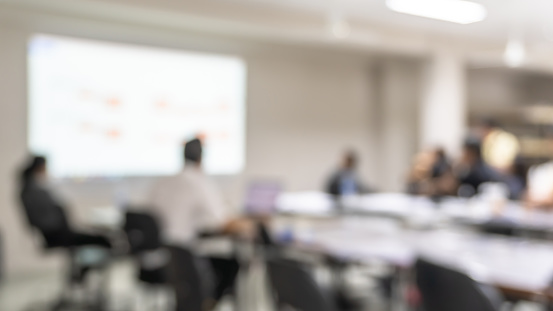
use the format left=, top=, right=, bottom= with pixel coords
left=165, top=245, right=215, bottom=311
left=123, top=211, right=168, bottom=285
left=266, top=257, right=337, bottom=311
left=18, top=195, right=111, bottom=310
left=123, top=211, right=171, bottom=310
left=415, top=258, right=503, bottom=311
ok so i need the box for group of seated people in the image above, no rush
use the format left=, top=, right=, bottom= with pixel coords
left=406, top=119, right=524, bottom=199
left=18, top=139, right=255, bottom=310
left=325, top=118, right=553, bottom=210
left=16, top=118, right=553, bottom=309
left=407, top=119, right=553, bottom=208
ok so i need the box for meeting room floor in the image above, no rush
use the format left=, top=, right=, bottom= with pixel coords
left=0, top=258, right=274, bottom=311
left=0, top=258, right=544, bottom=311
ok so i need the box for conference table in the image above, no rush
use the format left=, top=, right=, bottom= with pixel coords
left=85, top=191, right=553, bottom=306
left=276, top=191, right=553, bottom=236
left=274, top=191, right=553, bottom=305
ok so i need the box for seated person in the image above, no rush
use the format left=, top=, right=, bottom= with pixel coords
left=501, top=157, right=526, bottom=200
left=527, top=161, right=553, bottom=208
left=326, top=150, right=370, bottom=196
left=526, top=130, right=553, bottom=208
left=407, top=148, right=456, bottom=197
left=18, top=156, right=111, bottom=249
left=149, top=138, right=252, bottom=303
left=453, top=140, right=501, bottom=197
left=478, top=118, right=520, bottom=174
left=430, top=148, right=450, bottom=178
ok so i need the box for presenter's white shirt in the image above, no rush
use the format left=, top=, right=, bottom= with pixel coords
left=149, top=166, right=229, bottom=246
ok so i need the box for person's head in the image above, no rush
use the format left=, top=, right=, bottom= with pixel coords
left=342, top=150, right=358, bottom=170
left=434, top=148, right=447, bottom=161
left=478, top=117, right=499, bottom=137
left=183, top=138, right=203, bottom=167
left=20, top=155, right=47, bottom=185
left=461, top=139, right=482, bottom=165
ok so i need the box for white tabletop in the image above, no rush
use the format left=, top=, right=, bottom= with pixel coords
left=414, top=229, right=553, bottom=292
left=275, top=191, right=336, bottom=216
left=275, top=216, right=553, bottom=293
left=276, top=191, right=553, bottom=233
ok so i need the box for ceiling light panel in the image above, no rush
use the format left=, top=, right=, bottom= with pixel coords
left=386, top=0, right=487, bottom=24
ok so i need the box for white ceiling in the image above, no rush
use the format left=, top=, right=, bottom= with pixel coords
left=4, top=0, right=553, bottom=62
left=218, top=0, right=553, bottom=44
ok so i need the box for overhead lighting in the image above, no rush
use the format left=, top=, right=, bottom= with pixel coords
left=504, top=38, right=526, bottom=68
left=386, top=0, right=487, bottom=25
left=328, top=15, right=351, bottom=39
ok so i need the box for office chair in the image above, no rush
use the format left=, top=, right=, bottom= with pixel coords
left=165, top=245, right=215, bottom=311
left=123, top=211, right=170, bottom=310
left=415, top=258, right=504, bottom=311
left=124, top=211, right=167, bottom=284
left=19, top=200, right=111, bottom=310
left=266, top=256, right=337, bottom=311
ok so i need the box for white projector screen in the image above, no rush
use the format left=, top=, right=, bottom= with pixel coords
left=28, top=34, right=246, bottom=178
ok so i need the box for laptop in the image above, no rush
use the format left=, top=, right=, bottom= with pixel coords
left=244, top=180, right=282, bottom=216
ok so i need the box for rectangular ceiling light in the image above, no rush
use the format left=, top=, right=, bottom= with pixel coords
left=386, top=0, right=487, bottom=24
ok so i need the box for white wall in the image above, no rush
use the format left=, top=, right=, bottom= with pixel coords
left=375, top=59, right=421, bottom=191
left=467, top=69, right=524, bottom=112
left=0, top=10, right=385, bottom=276
left=420, top=51, right=467, bottom=157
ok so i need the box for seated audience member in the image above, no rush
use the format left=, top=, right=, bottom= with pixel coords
left=149, top=138, right=252, bottom=303
left=430, top=148, right=451, bottom=179
left=407, top=148, right=456, bottom=196
left=326, top=150, right=370, bottom=196
left=526, top=162, right=553, bottom=208
left=502, top=157, right=526, bottom=200
left=478, top=118, right=520, bottom=173
left=526, top=131, right=553, bottom=208
left=453, top=140, right=501, bottom=197
left=18, top=156, right=111, bottom=249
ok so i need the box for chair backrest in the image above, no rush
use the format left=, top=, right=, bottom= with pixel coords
left=267, top=257, right=335, bottom=311
left=19, top=185, right=71, bottom=249
left=123, top=211, right=162, bottom=253
left=165, top=245, right=213, bottom=311
left=415, top=259, right=499, bottom=311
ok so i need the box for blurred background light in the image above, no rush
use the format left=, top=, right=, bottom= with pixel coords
left=503, top=38, right=526, bottom=67
left=386, top=0, right=487, bottom=24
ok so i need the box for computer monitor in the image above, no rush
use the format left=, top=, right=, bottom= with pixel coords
left=244, top=181, right=282, bottom=216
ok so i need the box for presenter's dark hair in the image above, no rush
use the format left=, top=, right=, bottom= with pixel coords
left=184, top=139, right=202, bottom=163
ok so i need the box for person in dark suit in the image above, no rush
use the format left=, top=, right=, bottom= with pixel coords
left=454, top=141, right=501, bottom=197
left=326, top=150, right=369, bottom=196
left=18, top=156, right=111, bottom=249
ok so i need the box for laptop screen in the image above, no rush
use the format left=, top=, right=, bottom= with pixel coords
left=244, top=181, right=282, bottom=216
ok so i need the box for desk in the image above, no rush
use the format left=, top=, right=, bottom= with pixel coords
left=273, top=215, right=553, bottom=302
left=276, top=192, right=336, bottom=217
left=277, top=191, right=553, bottom=236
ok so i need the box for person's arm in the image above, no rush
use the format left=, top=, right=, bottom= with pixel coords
left=196, top=180, right=252, bottom=238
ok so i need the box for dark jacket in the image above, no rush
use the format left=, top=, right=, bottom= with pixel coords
left=20, top=180, right=70, bottom=234
left=326, top=170, right=369, bottom=196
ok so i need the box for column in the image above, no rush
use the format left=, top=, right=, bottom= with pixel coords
left=420, top=50, right=467, bottom=157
